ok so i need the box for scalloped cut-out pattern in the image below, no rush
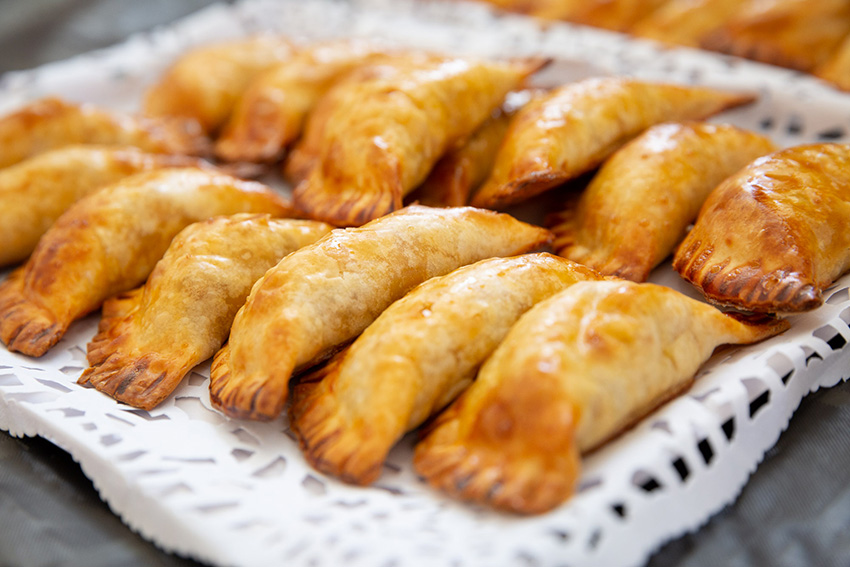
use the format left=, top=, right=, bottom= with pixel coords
left=1, top=1, right=850, bottom=566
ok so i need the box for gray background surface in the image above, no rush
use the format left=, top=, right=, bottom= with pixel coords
left=0, top=1, right=848, bottom=566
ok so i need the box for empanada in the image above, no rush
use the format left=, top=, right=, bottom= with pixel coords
left=282, top=60, right=411, bottom=186
left=215, top=40, right=390, bottom=163
left=144, top=35, right=296, bottom=135
left=0, top=145, right=207, bottom=267
left=292, top=56, right=545, bottom=226
left=555, top=0, right=669, bottom=32
left=0, top=97, right=208, bottom=170
left=414, top=280, right=788, bottom=515
left=0, top=167, right=292, bottom=357
left=631, top=0, right=747, bottom=47
left=210, top=205, right=552, bottom=421
left=549, top=122, right=776, bottom=282
left=470, top=78, right=755, bottom=209
left=407, top=90, right=537, bottom=207
left=79, top=214, right=332, bottom=410
left=701, top=0, right=850, bottom=72
left=674, top=143, right=850, bottom=313
left=290, top=253, right=601, bottom=485
left=815, top=35, right=850, bottom=91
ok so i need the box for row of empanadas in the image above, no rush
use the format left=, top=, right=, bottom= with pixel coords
left=0, top=167, right=291, bottom=357
left=476, top=0, right=850, bottom=91
left=209, top=205, right=552, bottom=421
left=289, top=253, right=602, bottom=485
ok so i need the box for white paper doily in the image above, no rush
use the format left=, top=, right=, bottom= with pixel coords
left=1, top=2, right=850, bottom=566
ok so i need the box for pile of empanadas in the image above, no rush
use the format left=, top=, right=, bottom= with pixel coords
left=474, top=0, right=850, bottom=92
left=2, top=33, right=849, bottom=516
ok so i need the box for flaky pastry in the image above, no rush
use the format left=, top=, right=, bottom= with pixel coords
left=290, top=253, right=601, bottom=485
left=631, top=0, right=746, bottom=47
left=414, top=280, right=788, bottom=514
left=0, top=167, right=292, bottom=357
left=0, top=145, right=207, bottom=267
left=549, top=122, right=776, bottom=282
left=210, top=205, right=552, bottom=421
left=674, top=143, right=850, bottom=313
left=292, top=56, right=545, bottom=226
left=815, top=35, right=850, bottom=91
left=471, top=77, right=755, bottom=209
left=215, top=39, right=390, bottom=163
left=144, top=35, right=296, bottom=134
left=79, top=214, right=332, bottom=410
left=0, top=97, right=208, bottom=170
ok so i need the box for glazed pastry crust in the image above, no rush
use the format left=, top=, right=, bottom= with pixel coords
left=209, top=205, right=552, bottom=421
left=0, top=97, right=209, bottom=169
left=701, top=0, right=850, bottom=72
left=0, top=167, right=292, bottom=357
left=414, top=280, right=788, bottom=514
left=290, top=253, right=601, bottom=485
left=631, top=0, right=746, bottom=47
left=79, top=214, right=332, bottom=410
left=471, top=78, right=755, bottom=209
left=408, top=90, right=537, bottom=207
left=215, top=40, right=390, bottom=163
left=674, top=143, right=850, bottom=313
left=557, top=0, right=669, bottom=32
left=293, top=56, right=545, bottom=226
left=144, top=36, right=296, bottom=134
left=0, top=145, right=208, bottom=267
left=549, top=122, right=776, bottom=282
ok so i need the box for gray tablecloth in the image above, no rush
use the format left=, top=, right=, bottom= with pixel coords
left=0, top=2, right=848, bottom=566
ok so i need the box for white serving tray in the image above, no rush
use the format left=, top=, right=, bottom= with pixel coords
left=1, top=1, right=849, bottom=566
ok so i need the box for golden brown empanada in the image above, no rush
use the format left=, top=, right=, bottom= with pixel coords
left=0, top=145, right=208, bottom=267
left=0, top=97, right=208, bottom=170
left=815, top=35, right=850, bottom=91
left=470, top=78, right=755, bottom=209
left=292, top=56, right=545, bottom=226
left=144, top=35, right=296, bottom=135
left=674, top=143, right=850, bottom=313
left=215, top=40, right=390, bottom=163
left=631, top=0, right=748, bottom=47
left=407, top=90, right=538, bottom=208
left=290, top=253, right=601, bottom=485
left=282, top=60, right=412, bottom=186
left=414, top=280, right=788, bottom=515
left=79, top=214, right=332, bottom=410
left=701, top=0, right=850, bottom=72
left=210, top=205, right=552, bottom=421
left=549, top=122, right=776, bottom=282
left=0, top=167, right=292, bottom=357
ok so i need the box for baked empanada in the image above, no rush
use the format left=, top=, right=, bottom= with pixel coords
left=282, top=60, right=411, bottom=186
left=407, top=90, right=537, bottom=208
left=79, top=214, right=332, bottom=410
left=470, top=78, right=755, bottom=209
left=631, top=0, right=747, bottom=47
left=674, top=143, right=850, bottom=313
left=0, top=167, right=292, bottom=357
left=292, top=56, right=545, bottom=226
left=210, top=205, right=552, bottom=421
left=555, top=0, right=669, bottom=32
left=0, top=97, right=208, bottom=170
left=290, top=253, right=601, bottom=485
left=701, top=0, right=850, bottom=72
left=815, top=35, right=850, bottom=91
left=215, top=40, right=389, bottom=163
left=0, top=145, right=208, bottom=267
left=549, top=122, right=776, bottom=282
left=144, top=35, right=296, bottom=135
left=414, top=280, right=788, bottom=514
